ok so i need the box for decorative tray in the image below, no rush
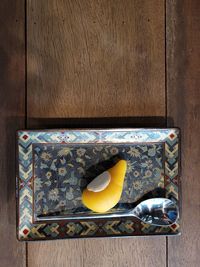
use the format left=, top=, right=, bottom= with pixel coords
left=16, top=128, right=180, bottom=241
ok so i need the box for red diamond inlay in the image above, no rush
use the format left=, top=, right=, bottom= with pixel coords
left=23, top=134, right=28, bottom=140
left=170, top=133, right=175, bottom=139
left=23, top=229, right=29, bottom=235
left=171, top=224, right=177, bottom=229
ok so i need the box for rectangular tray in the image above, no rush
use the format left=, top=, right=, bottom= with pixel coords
left=16, top=128, right=180, bottom=240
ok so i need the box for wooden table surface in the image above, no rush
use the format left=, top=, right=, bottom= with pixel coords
left=0, top=1, right=199, bottom=266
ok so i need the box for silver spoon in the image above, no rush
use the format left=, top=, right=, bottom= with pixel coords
left=38, top=198, right=178, bottom=226
left=124, top=197, right=179, bottom=226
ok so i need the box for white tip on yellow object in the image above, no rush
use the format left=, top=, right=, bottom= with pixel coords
left=82, top=160, right=127, bottom=213
left=87, top=171, right=111, bottom=192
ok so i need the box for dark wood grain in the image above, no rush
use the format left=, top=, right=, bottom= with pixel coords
left=27, top=1, right=166, bottom=266
left=0, top=1, right=26, bottom=267
left=27, top=0, right=165, bottom=119
left=167, top=1, right=200, bottom=266
left=28, top=238, right=166, bottom=267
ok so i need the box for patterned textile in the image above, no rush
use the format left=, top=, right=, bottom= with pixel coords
left=17, top=129, right=180, bottom=240
left=33, top=143, right=164, bottom=218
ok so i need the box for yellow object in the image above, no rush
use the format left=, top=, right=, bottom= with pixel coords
left=82, top=160, right=127, bottom=213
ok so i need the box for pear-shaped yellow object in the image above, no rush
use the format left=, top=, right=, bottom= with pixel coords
left=82, top=160, right=127, bottom=213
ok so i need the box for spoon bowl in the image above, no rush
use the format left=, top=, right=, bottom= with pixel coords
left=131, top=198, right=179, bottom=226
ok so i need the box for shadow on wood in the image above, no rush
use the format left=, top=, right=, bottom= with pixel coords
left=27, top=116, right=174, bottom=129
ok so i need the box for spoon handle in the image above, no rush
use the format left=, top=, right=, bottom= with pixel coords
left=37, top=211, right=135, bottom=222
